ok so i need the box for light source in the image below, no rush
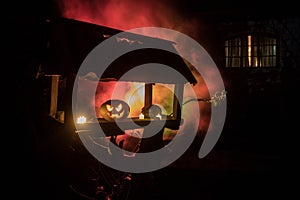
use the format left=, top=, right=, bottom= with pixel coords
left=141, top=104, right=163, bottom=120
left=99, top=99, right=130, bottom=121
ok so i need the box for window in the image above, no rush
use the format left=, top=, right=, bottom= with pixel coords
left=225, top=33, right=278, bottom=67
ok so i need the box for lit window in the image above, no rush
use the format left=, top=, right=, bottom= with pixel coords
left=225, top=33, right=278, bottom=67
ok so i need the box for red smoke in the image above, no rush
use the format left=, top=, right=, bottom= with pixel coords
left=60, top=0, right=216, bottom=135
left=57, top=0, right=200, bottom=39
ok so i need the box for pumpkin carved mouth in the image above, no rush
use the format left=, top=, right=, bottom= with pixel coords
left=110, top=110, right=125, bottom=118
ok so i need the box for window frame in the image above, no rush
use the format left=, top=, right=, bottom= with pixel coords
left=225, top=32, right=279, bottom=68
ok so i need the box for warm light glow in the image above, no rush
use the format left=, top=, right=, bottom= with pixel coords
left=139, top=113, right=144, bottom=119
left=156, top=113, right=162, bottom=120
left=248, top=35, right=251, bottom=66
left=77, top=116, right=87, bottom=124
left=124, top=82, right=145, bottom=117
left=61, top=0, right=214, bottom=134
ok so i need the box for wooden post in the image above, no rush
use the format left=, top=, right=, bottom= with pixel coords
left=144, top=83, right=153, bottom=118
left=172, top=84, right=184, bottom=121
left=64, top=73, right=77, bottom=128
left=49, top=75, right=60, bottom=118
left=144, top=83, right=153, bottom=108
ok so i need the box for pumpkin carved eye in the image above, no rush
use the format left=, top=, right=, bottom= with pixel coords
left=100, top=99, right=130, bottom=121
left=115, top=104, right=122, bottom=112
left=106, top=104, right=114, bottom=112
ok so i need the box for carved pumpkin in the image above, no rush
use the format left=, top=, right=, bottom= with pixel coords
left=100, top=99, right=130, bottom=121
left=142, top=104, right=162, bottom=119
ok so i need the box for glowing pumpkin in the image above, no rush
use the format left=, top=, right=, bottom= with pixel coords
left=142, top=104, right=162, bottom=119
left=100, top=99, right=130, bottom=121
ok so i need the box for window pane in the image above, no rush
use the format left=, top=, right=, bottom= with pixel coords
left=259, top=36, right=277, bottom=67
left=225, top=38, right=241, bottom=67
left=253, top=57, right=259, bottom=67
left=232, top=58, right=240, bottom=67
left=225, top=34, right=277, bottom=68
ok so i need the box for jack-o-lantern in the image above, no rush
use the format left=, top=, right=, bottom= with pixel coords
left=100, top=99, right=130, bottom=121
left=142, top=104, right=162, bottom=119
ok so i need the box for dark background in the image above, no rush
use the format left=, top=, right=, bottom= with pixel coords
left=8, top=0, right=298, bottom=199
